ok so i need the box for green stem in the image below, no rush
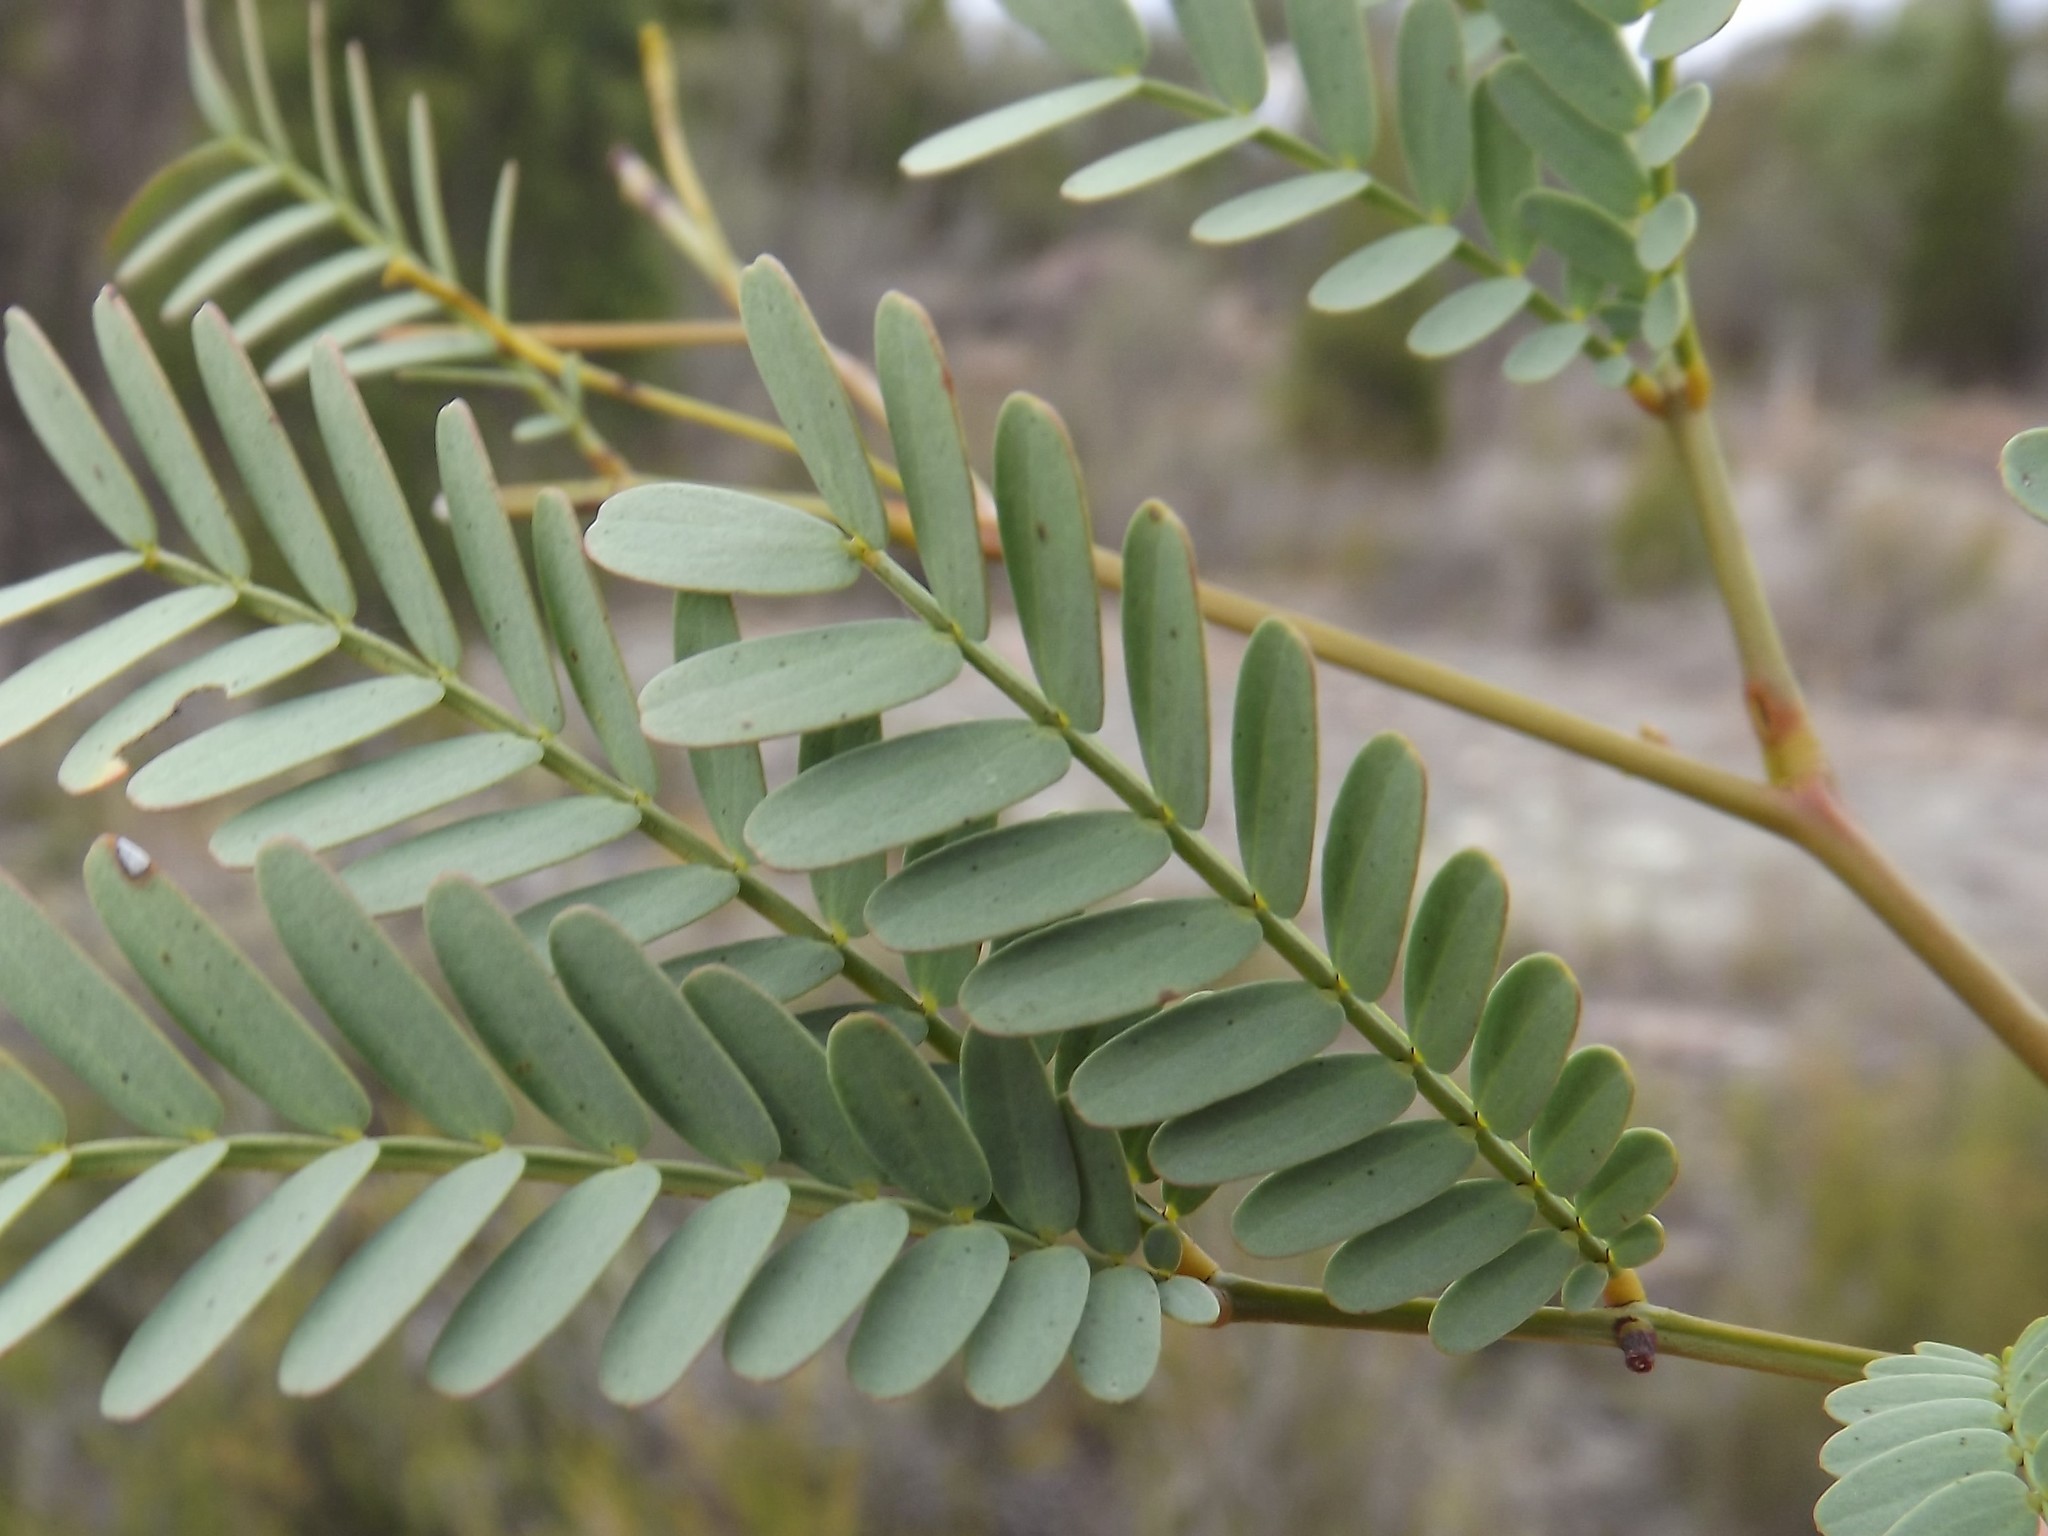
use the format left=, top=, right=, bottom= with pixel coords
left=143, top=551, right=956, bottom=1056
left=1213, top=1274, right=1883, bottom=1385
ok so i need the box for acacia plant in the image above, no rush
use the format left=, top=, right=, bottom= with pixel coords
left=0, top=0, right=2043, bottom=1529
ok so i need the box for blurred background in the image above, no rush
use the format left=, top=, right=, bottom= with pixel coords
left=7, top=0, right=2048, bottom=1531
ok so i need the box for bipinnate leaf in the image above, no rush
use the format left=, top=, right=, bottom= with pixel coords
left=900, top=79, right=1144, bottom=179
left=1321, top=734, right=1427, bottom=1000
left=874, top=292, right=990, bottom=639
left=1428, top=1228, right=1578, bottom=1354
left=848, top=1223, right=1012, bottom=1400
left=723, top=1199, right=910, bottom=1382
left=259, top=843, right=512, bottom=1144
left=997, top=0, right=1149, bottom=74
left=1233, top=618, right=1319, bottom=919
left=994, top=394, right=1105, bottom=731
left=1404, top=850, right=1509, bottom=1071
left=828, top=1013, right=992, bottom=1214
left=965, top=1244, right=1092, bottom=1407
left=1398, top=0, right=1474, bottom=220
left=1071, top=1265, right=1161, bottom=1402
left=102, top=1140, right=380, bottom=1421
left=549, top=910, right=781, bottom=1172
left=865, top=811, right=1171, bottom=953
left=0, top=868, right=223, bottom=1138
left=1323, top=1180, right=1534, bottom=1314
left=960, top=1031, right=1081, bottom=1240
left=1149, top=1054, right=1415, bottom=1186
left=739, top=257, right=888, bottom=547
left=428, top=1163, right=662, bottom=1398
left=280, top=1149, right=526, bottom=1397
left=191, top=305, right=357, bottom=617
left=437, top=400, right=564, bottom=731
left=1469, top=954, right=1581, bottom=1140
left=1122, top=501, right=1211, bottom=827
left=1170, top=0, right=1267, bottom=110
left=600, top=1179, right=790, bottom=1407
left=1286, top=0, right=1379, bottom=165
left=961, top=899, right=1263, bottom=1037
left=424, top=877, right=649, bottom=1158
left=86, top=836, right=370, bottom=1136
left=4, top=308, right=157, bottom=549
left=533, top=490, right=660, bottom=795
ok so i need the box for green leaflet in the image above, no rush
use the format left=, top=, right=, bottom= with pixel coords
left=799, top=718, right=890, bottom=939
left=4, top=309, right=156, bottom=550
left=1063, top=117, right=1264, bottom=203
left=994, top=394, right=1105, bottom=732
left=1642, top=279, right=1690, bottom=353
left=117, top=165, right=279, bottom=285
left=900, top=79, right=1144, bottom=178
left=211, top=734, right=545, bottom=867
left=600, top=1178, right=790, bottom=1407
left=0, top=1141, right=228, bottom=1361
left=1883, top=1474, right=2036, bottom=1536
left=0, top=868, right=222, bottom=1137
left=1309, top=226, right=1463, bottom=314
left=1428, top=1228, right=1578, bottom=1354
left=865, top=812, right=1171, bottom=953
left=1828, top=1374, right=2001, bottom=1420
left=280, top=1148, right=526, bottom=1397
left=587, top=483, right=859, bottom=595
left=828, top=1014, right=992, bottom=1214
left=1169, top=0, right=1267, bottom=110
left=233, top=248, right=388, bottom=348
left=1632, top=82, right=1712, bottom=169
left=848, top=1223, right=1012, bottom=1400
left=874, top=292, right=990, bottom=639
left=961, top=899, right=1263, bottom=1037
left=745, top=720, right=1072, bottom=871
left=1577, top=1126, right=1677, bottom=1235
left=343, top=797, right=643, bottom=915
left=1286, top=0, right=1379, bottom=166
left=101, top=1140, right=380, bottom=1421
left=1149, top=1054, right=1415, bottom=1187
left=960, top=1030, right=1081, bottom=1240
left=264, top=292, right=439, bottom=387
left=343, top=37, right=406, bottom=237
left=1142, top=1224, right=1184, bottom=1273
left=1321, top=734, right=1426, bottom=1000
left=0, top=552, right=141, bottom=630
left=1559, top=1261, right=1607, bottom=1312
left=1071, top=1265, right=1162, bottom=1403
left=190, top=306, right=357, bottom=618
left=424, top=877, right=649, bottom=1157
left=1409, top=277, right=1535, bottom=359
left=108, top=140, right=242, bottom=260
left=85, top=836, right=370, bottom=1136
left=2004, top=431, right=2048, bottom=524
left=0, top=1155, right=70, bottom=1244
left=1191, top=171, right=1370, bottom=246
left=1823, top=1401, right=2008, bottom=1478
left=1232, top=1120, right=1475, bottom=1258
left=1405, top=849, right=1508, bottom=1071
left=92, top=288, right=248, bottom=576
left=437, top=401, right=564, bottom=732
left=1469, top=954, right=1581, bottom=1140
left=1397, top=0, right=1474, bottom=220
left=259, top=844, right=513, bottom=1144
left=1636, top=193, right=1699, bottom=273
left=1122, top=502, right=1211, bottom=826
left=515, top=866, right=739, bottom=957
left=428, top=1163, right=663, bottom=1398
left=0, top=588, right=235, bottom=752
left=1233, top=618, right=1319, bottom=918
left=125, top=676, right=445, bottom=809
left=1069, top=981, right=1344, bottom=1129
left=532, top=490, right=660, bottom=795
left=1643, top=0, right=1743, bottom=60
left=1065, top=1099, right=1143, bottom=1255
left=996, top=0, right=1149, bottom=74
left=1529, top=1045, right=1634, bottom=1197
left=1484, top=61, right=1649, bottom=219
left=1324, top=1180, right=1535, bottom=1314
left=1159, top=1275, right=1221, bottom=1326
left=0, top=1052, right=64, bottom=1153
left=1486, top=0, right=1650, bottom=134
left=1473, top=83, right=1539, bottom=268
left=1817, top=1433, right=2020, bottom=1536
left=1608, top=1217, right=1662, bottom=1268
left=160, top=205, right=339, bottom=323
left=672, top=593, right=769, bottom=855
left=1518, top=189, right=1649, bottom=294
left=484, top=160, right=518, bottom=317
left=61, top=624, right=339, bottom=795
left=551, top=910, right=779, bottom=1171
left=723, top=1199, right=910, bottom=1382
left=406, top=92, right=459, bottom=280
left=640, top=620, right=961, bottom=748
left=682, top=966, right=882, bottom=1189
left=1504, top=322, right=1592, bottom=384
left=342, top=330, right=498, bottom=383
left=964, top=1244, right=1092, bottom=1408
left=740, top=257, right=888, bottom=547
left=664, top=937, right=844, bottom=1003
